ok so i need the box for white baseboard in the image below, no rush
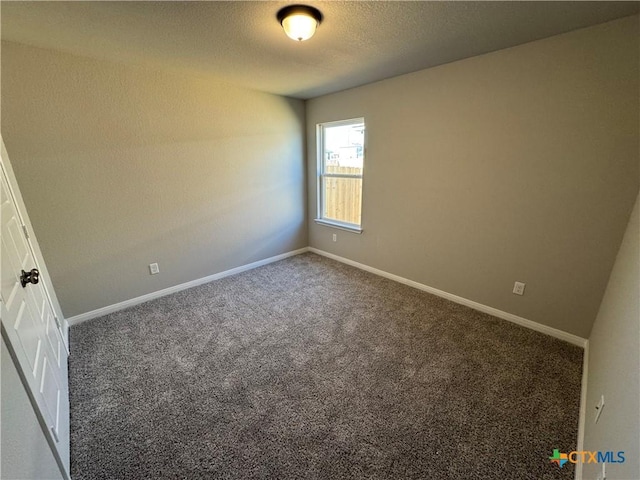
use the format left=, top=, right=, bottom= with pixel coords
left=309, top=248, right=587, bottom=348
left=575, top=341, right=589, bottom=480
left=67, top=247, right=310, bottom=326
left=68, top=245, right=588, bottom=349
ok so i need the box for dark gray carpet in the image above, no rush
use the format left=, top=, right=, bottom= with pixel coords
left=70, top=253, right=583, bottom=480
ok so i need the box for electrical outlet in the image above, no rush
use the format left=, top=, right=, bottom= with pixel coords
left=332, top=233, right=337, bottom=242
left=149, top=263, right=160, bottom=275
left=595, top=395, right=605, bottom=423
left=513, top=281, right=526, bottom=295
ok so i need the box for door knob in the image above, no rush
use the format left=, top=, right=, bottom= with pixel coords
left=20, top=268, right=40, bottom=288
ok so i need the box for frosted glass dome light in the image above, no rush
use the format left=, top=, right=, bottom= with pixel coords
left=277, top=5, right=323, bottom=42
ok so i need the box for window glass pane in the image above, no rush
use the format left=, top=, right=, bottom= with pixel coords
left=322, top=176, right=362, bottom=226
left=323, top=123, right=364, bottom=174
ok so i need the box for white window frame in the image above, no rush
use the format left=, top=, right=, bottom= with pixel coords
left=315, top=118, right=365, bottom=233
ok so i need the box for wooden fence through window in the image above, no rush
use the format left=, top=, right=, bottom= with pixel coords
left=324, top=166, right=362, bottom=225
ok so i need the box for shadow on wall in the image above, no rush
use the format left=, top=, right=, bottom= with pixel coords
left=1, top=41, right=307, bottom=318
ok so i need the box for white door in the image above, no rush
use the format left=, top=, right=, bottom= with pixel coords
left=0, top=146, right=70, bottom=479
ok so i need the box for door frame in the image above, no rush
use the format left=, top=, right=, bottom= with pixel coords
left=1, top=136, right=71, bottom=480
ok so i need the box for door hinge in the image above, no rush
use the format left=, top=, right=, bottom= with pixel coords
left=22, top=224, right=30, bottom=239
left=50, top=426, right=59, bottom=443
left=54, top=315, right=61, bottom=328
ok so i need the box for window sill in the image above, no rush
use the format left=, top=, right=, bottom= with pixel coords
left=314, top=219, right=363, bottom=234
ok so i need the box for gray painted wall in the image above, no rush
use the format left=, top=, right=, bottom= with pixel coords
left=582, top=194, right=639, bottom=480
left=306, top=16, right=639, bottom=338
left=1, top=42, right=307, bottom=318
left=1, top=338, right=64, bottom=480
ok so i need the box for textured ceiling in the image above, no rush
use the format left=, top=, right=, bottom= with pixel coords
left=2, top=1, right=638, bottom=99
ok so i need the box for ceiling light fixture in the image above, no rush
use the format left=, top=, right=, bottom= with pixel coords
left=277, top=5, right=323, bottom=42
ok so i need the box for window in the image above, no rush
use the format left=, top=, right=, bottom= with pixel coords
left=316, top=118, right=365, bottom=232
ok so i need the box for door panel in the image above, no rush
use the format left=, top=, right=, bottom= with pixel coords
left=2, top=230, right=44, bottom=379
left=1, top=156, right=70, bottom=478
left=40, top=353, right=63, bottom=438
left=45, top=307, right=62, bottom=366
left=0, top=231, right=21, bottom=311
left=5, top=215, right=30, bottom=270
left=12, top=297, right=42, bottom=377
